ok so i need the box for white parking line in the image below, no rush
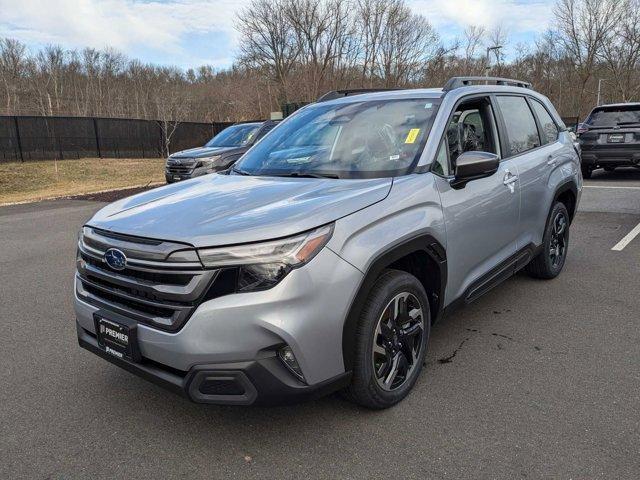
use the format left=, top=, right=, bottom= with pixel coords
left=612, top=221, right=640, bottom=251
left=584, top=185, right=640, bottom=190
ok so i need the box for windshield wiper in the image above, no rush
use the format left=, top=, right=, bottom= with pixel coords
left=616, top=121, right=640, bottom=126
left=231, top=166, right=251, bottom=176
left=271, top=171, right=340, bottom=179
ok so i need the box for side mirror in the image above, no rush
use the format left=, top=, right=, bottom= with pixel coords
left=451, top=151, right=500, bottom=189
left=569, top=131, right=577, bottom=142
left=576, top=123, right=589, bottom=136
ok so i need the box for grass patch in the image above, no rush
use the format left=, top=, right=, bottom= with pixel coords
left=0, top=158, right=166, bottom=204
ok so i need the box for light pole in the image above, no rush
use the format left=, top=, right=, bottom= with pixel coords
left=485, top=45, right=503, bottom=78
left=597, top=78, right=605, bottom=106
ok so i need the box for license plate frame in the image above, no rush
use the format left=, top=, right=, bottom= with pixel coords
left=608, top=133, right=625, bottom=143
left=94, top=311, right=141, bottom=362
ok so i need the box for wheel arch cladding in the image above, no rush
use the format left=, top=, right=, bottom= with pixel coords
left=554, top=180, right=578, bottom=223
left=341, top=234, right=447, bottom=372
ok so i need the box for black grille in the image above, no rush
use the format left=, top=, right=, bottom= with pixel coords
left=199, top=379, right=246, bottom=396
left=82, top=282, right=176, bottom=319
left=166, top=163, right=193, bottom=174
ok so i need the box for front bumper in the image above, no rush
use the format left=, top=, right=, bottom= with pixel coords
left=75, top=247, right=363, bottom=404
left=165, top=169, right=197, bottom=183
left=77, top=323, right=350, bottom=405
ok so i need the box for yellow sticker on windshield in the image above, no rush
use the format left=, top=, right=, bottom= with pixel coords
left=405, top=128, right=421, bottom=144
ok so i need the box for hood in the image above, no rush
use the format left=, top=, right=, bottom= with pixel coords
left=170, top=146, right=242, bottom=159
left=87, top=174, right=392, bottom=248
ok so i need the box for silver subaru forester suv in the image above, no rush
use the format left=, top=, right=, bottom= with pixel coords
left=75, top=77, right=581, bottom=408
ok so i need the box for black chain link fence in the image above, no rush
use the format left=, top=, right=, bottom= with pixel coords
left=0, top=116, right=236, bottom=162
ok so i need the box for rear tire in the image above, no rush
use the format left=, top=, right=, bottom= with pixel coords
left=343, top=270, right=430, bottom=409
left=526, top=202, right=570, bottom=279
left=581, top=166, right=592, bottom=179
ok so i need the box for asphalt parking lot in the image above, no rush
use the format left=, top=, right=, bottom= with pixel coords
left=1, top=169, right=639, bottom=479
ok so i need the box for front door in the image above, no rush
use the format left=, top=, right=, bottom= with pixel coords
left=435, top=160, right=520, bottom=304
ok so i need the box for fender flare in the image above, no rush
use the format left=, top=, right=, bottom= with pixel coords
left=552, top=178, right=578, bottom=222
left=341, top=233, right=447, bottom=372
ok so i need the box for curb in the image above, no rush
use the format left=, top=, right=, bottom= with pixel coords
left=0, top=182, right=164, bottom=207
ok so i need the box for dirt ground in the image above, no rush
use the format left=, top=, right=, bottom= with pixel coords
left=0, top=158, right=165, bottom=204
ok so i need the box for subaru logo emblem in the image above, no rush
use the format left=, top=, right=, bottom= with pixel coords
left=104, top=248, right=127, bottom=271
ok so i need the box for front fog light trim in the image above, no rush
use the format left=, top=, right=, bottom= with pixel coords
left=278, top=346, right=305, bottom=382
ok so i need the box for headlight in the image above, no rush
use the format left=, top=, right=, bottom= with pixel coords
left=198, top=224, right=334, bottom=292
left=195, top=156, right=220, bottom=169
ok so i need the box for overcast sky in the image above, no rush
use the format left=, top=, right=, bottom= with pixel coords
left=0, top=0, right=555, bottom=69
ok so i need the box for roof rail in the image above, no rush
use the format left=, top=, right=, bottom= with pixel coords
left=316, top=88, right=400, bottom=102
left=443, top=76, right=532, bottom=92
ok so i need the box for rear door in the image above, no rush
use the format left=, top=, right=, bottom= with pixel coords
left=494, top=95, right=563, bottom=248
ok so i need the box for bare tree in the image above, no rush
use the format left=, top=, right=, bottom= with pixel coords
left=0, top=39, right=27, bottom=114
left=600, top=0, right=640, bottom=102
left=463, top=25, right=486, bottom=62
left=355, top=0, right=388, bottom=86
left=285, top=0, right=352, bottom=100
left=156, top=96, right=188, bottom=154
left=554, top=0, right=625, bottom=116
left=376, top=3, right=440, bottom=87
left=236, top=0, right=301, bottom=104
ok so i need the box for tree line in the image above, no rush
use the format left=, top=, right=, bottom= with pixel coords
left=1, top=0, right=638, bottom=123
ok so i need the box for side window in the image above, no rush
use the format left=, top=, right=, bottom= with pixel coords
left=530, top=100, right=559, bottom=145
left=496, top=96, right=540, bottom=155
left=432, top=139, right=450, bottom=176
left=462, top=111, right=484, bottom=141
left=442, top=97, right=498, bottom=169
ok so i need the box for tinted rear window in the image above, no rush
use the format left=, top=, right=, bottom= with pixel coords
left=587, top=106, right=640, bottom=127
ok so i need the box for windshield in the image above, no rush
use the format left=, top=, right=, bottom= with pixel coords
left=234, top=98, right=441, bottom=179
left=587, top=107, right=640, bottom=127
left=205, top=124, right=261, bottom=147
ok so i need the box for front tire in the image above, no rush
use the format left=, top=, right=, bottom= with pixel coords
left=343, top=270, right=430, bottom=409
left=526, top=202, right=570, bottom=279
left=581, top=166, right=592, bottom=179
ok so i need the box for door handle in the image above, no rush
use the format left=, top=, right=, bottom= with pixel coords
left=503, top=170, right=518, bottom=193
left=547, top=155, right=557, bottom=166
left=503, top=172, right=518, bottom=185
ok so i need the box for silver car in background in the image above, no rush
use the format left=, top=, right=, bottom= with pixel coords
left=75, top=77, right=581, bottom=408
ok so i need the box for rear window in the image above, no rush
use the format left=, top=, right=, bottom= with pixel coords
left=496, top=96, right=541, bottom=155
left=530, top=100, right=559, bottom=144
left=587, top=106, right=640, bottom=127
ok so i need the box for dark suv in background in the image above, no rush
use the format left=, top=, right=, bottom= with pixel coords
left=165, top=121, right=278, bottom=183
left=578, top=103, right=640, bottom=178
